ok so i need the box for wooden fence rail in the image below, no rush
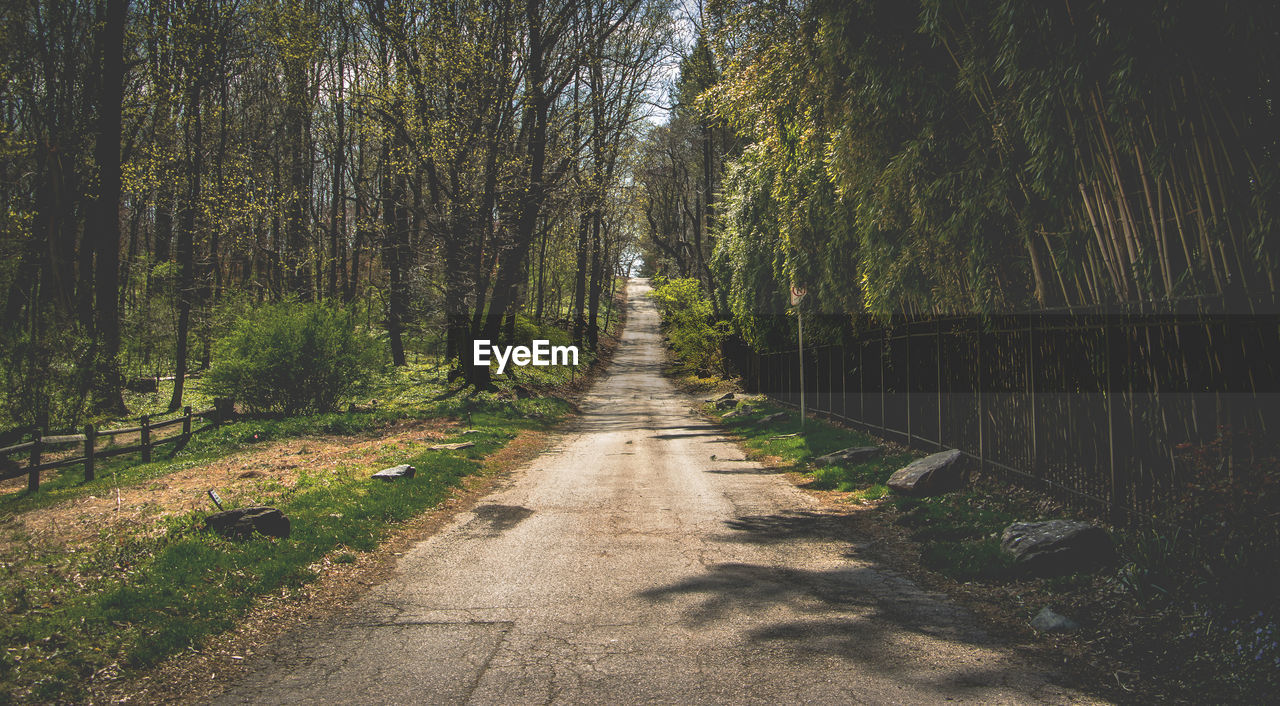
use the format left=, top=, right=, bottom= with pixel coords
left=0, top=399, right=234, bottom=493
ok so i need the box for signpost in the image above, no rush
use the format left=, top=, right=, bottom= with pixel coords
left=790, top=285, right=807, bottom=429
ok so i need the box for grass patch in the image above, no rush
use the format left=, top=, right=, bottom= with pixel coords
left=0, top=399, right=566, bottom=702
left=706, top=398, right=1053, bottom=586
left=0, top=348, right=589, bottom=702
left=0, top=292, right=624, bottom=702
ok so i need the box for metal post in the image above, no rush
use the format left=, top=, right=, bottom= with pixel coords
left=880, top=331, right=887, bottom=434
left=977, top=322, right=985, bottom=475
left=798, top=310, right=805, bottom=429
left=1028, top=315, right=1038, bottom=472
left=906, top=321, right=912, bottom=447
left=1106, top=311, right=1121, bottom=524
left=841, top=344, right=848, bottom=420
left=937, top=318, right=944, bottom=449
left=859, top=338, right=865, bottom=423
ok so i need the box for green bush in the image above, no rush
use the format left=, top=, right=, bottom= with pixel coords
left=205, top=302, right=383, bottom=415
left=648, top=276, right=730, bottom=375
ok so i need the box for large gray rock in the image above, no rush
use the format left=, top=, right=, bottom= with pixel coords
left=715, top=392, right=735, bottom=402
left=886, top=449, right=965, bottom=495
left=373, top=464, right=416, bottom=480
left=815, top=446, right=882, bottom=467
left=1001, top=519, right=1114, bottom=575
left=722, top=406, right=755, bottom=420
left=205, top=507, right=291, bottom=540
left=714, top=398, right=737, bottom=410
left=757, top=412, right=787, bottom=424
left=1030, top=607, right=1080, bottom=633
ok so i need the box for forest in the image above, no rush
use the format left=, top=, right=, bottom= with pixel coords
left=1, top=0, right=673, bottom=433
left=1, top=1, right=1279, bottom=700
left=3, top=0, right=1279, bottom=435
left=639, top=0, right=1280, bottom=352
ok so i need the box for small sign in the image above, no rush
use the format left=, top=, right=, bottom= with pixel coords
left=790, top=285, right=807, bottom=306
left=207, top=489, right=224, bottom=510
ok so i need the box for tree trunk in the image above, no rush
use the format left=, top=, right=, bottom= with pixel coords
left=91, top=0, right=129, bottom=415
left=169, top=78, right=202, bottom=412
left=381, top=147, right=407, bottom=366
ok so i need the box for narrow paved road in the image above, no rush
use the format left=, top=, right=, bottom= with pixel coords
left=216, top=279, right=1097, bottom=705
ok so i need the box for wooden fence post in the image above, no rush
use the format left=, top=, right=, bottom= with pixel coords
left=182, top=406, right=192, bottom=441
left=28, top=436, right=41, bottom=493
left=141, top=414, right=151, bottom=462
left=84, top=424, right=96, bottom=482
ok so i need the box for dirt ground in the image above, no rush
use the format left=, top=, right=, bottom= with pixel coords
left=1, top=419, right=458, bottom=552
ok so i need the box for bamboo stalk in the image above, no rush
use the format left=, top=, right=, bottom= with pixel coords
left=1093, top=179, right=1137, bottom=298
left=1084, top=247, right=1104, bottom=302
left=1091, top=92, right=1143, bottom=277
left=1041, top=228, right=1073, bottom=307
left=1133, top=143, right=1173, bottom=295
left=1079, top=182, right=1122, bottom=295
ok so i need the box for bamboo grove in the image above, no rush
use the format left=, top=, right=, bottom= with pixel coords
left=637, top=0, right=1280, bottom=352
left=0, top=0, right=673, bottom=430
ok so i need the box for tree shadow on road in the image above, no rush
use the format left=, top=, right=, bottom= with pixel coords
left=634, top=515, right=1086, bottom=702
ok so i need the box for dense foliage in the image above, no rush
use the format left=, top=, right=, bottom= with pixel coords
left=648, top=276, right=729, bottom=375
left=637, top=0, right=1280, bottom=348
left=205, top=302, right=383, bottom=415
left=0, top=0, right=669, bottom=431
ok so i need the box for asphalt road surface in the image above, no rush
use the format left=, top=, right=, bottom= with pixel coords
left=215, top=278, right=1099, bottom=705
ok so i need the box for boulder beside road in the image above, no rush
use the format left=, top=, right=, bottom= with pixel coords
left=1000, top=519, right=1114, bottom=575
left=886, top=449, right=965, bottom=495
left=373, top=464, right=416, bottom=480
left=205, top=507, right=291, bottom=540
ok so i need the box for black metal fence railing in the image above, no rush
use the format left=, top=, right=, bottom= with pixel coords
left=724, top=302, right=1280, bottom=526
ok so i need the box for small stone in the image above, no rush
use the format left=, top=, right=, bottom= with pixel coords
left=887, top=449, right=966, bottom=496
left=723, top=406, right=755, bottom=419
left=429, top=442, right=476, bottom=451
left=1030, top=607, right=1080, bottom=633
left=815, top=446, right=882, bottom=467
left=372, top=464, right=416, bottom=480
left=205, top=507, right=290, bottom=540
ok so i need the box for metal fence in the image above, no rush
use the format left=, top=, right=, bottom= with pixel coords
left=725, top=299, right=1280, bottom=525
